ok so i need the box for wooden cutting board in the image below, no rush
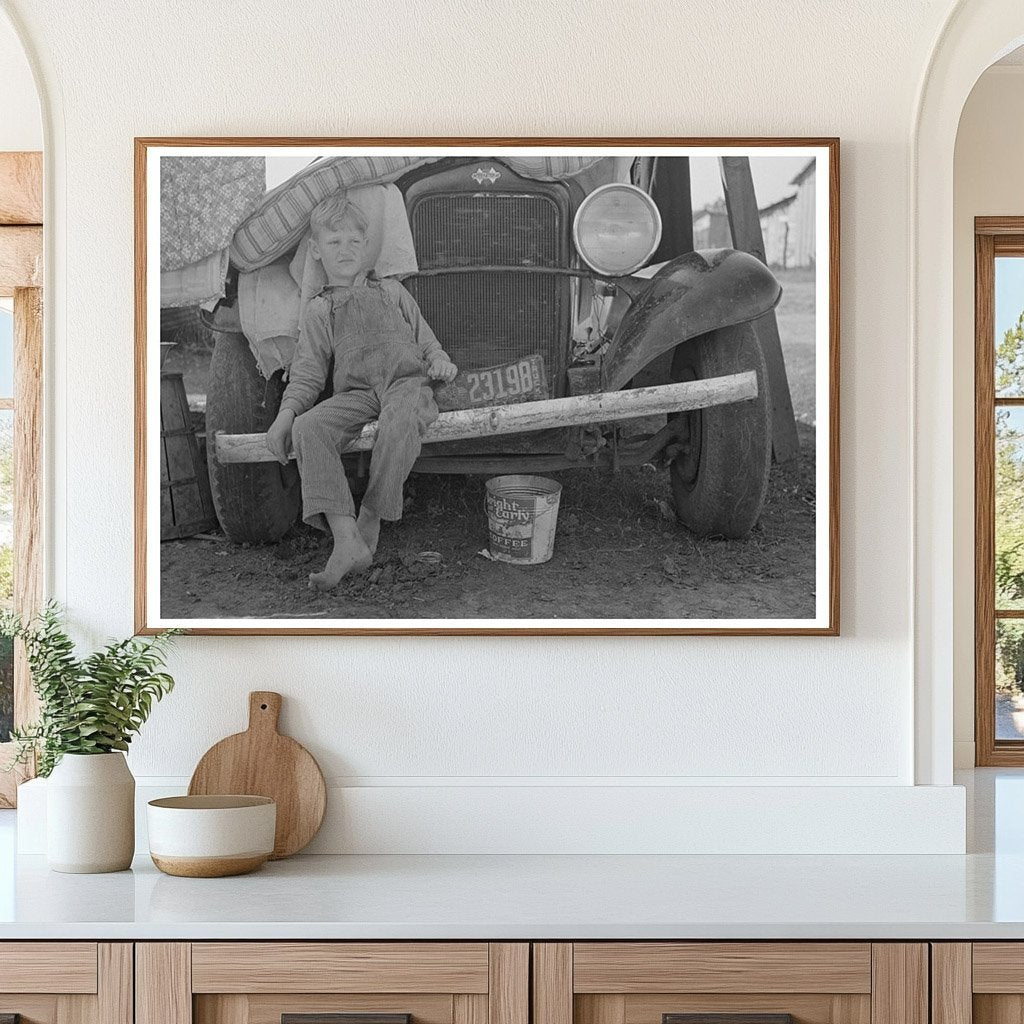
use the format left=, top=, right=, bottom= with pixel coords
left=188, top=691, right=326, bottom=859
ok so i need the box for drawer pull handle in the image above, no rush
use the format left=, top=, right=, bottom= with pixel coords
left=283, top=1016, right=411, bottom=1024
left=664, top=1016, right=795, bottom=1024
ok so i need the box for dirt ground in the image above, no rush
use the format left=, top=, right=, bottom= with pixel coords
left=161, top=268, right=819, bottom=622
left=161, top=421, right=817, bottom=621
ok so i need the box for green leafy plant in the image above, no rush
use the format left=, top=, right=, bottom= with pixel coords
left=1, top=603, right=179, bottom=777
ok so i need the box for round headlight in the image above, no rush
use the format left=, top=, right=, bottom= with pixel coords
left=572, top=183, right=663, bottom=276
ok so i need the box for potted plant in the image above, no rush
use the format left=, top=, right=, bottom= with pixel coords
left=2, top=603, right=178, bottom=873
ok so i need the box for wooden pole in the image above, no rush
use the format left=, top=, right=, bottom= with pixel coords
left=647, top=157, right=694, bottom=263
left=215, top=371, right=758, bottom=465
left=720, top=155, right=801, bottom=463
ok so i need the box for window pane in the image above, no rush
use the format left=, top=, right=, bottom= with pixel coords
left=0, top=305, right=12, bottom=399
left=996, top=256, right=1024, bottom=397
left=0, top=409, right=12, bottom=742
left=997, top=407, right=1024, bottom=610
left=998, top=620, right=1024, bottom=740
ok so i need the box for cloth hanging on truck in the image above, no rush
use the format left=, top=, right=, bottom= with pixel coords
left=236, top=257, right=301, bottom=379
left=160, top=248, right=229, bottom=309
left=160, top=156, right=265, bottom=271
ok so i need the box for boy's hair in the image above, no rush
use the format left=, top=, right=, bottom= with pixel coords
left=309, top=193, right=370, bottom=240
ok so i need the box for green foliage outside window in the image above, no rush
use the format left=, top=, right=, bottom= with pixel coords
left=996, top=312, right=1024, bottom=693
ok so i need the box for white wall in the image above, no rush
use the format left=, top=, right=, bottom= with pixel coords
left=0, top=12, right=39, bottom=152
left=952, top=66, right=1024, bottom=767
left=0, top=0, right=975, bottom=852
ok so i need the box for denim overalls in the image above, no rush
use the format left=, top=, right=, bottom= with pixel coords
left=291, top=280, right=439, bottom=527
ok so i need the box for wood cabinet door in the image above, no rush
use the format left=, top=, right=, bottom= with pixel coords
left=937, top=943, right=1024, bottom=1024
left=137, top=943, right=528, bottom=1024
left=533, top=944, right=928, bottom=1024
left=0, top=943, right=131, bottom=1024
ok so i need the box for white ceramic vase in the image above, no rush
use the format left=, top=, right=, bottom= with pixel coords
left=46, top=752, right=135, bottom=873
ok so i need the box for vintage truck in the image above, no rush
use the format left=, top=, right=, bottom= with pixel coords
left=201, top=155, right=782, bottom=545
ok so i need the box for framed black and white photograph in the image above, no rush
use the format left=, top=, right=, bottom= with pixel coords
left=135, top=138, right=839, bottom=635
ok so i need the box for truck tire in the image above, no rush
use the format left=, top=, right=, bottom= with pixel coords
left=205, top=331, right=300, bottom=543
left=668, top=322, right=771, bottom=538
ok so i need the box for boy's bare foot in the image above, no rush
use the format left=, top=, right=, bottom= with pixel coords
left=356, top=505, right=382, bottom=554
left=309, top=537, right=372, bottom=590
left=309, top=516, right=372, bottom=590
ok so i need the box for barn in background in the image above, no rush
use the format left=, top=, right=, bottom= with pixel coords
left=760, top=158, right=816, bottom=269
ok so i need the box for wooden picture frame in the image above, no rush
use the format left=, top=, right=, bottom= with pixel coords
left=136, top=137, right=840, bottom=636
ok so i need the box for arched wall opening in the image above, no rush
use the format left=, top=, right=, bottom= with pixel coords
left=914, top=1, right=1024, bottom=784
left=952, top=50, right=1024, bottom=768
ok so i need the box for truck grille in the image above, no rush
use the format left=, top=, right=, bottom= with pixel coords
left=406, top=192, right=567, bottom=394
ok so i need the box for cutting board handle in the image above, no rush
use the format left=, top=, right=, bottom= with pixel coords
left=248, top=691, right=282, bottom=734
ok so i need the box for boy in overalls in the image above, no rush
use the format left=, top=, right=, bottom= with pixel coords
left=266, top=193, right=458, bottom=589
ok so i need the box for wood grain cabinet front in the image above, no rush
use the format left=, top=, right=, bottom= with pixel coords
left=532, top=944, right=929, bottom=1024
left=0, top=943, right=132, bottom=1024
left=136, top=944, right=528, bottom=1024
left=932, top=943, right=1024, bottom=1024
left=0, top=937, right=942, bottom=1024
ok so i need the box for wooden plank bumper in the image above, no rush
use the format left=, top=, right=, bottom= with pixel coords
left=213, top=371, right=758, bottom=465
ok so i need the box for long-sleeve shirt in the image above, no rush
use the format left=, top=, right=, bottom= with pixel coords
left=280, top=278, right=448, bottom=417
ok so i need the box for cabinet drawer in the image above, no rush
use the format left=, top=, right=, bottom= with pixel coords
left=139, top=942, right=528, bottom=1024
left=191, top=943, right=491, bottom=994
left=533, top=944, right=925, bottom=1024
left=572, top=944, right=872, bottom=994
left=0, top=942, right=98, bottom=994
left=973, top=944, right=1024, bottom=992
left=0, top=943, right=130, bottom=1024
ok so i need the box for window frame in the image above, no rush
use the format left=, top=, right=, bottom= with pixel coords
left=975, top=217, right=1024, bottom=765
left=0, top=151, right=43, bottom=807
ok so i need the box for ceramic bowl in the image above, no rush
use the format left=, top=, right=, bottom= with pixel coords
left=147, top=795, right=276, bottom=877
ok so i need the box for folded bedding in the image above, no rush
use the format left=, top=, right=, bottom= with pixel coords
left=229, top=154, right=612, bottom=272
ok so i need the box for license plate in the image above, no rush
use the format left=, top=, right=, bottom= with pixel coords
left=434, top=353, right=550, bottom=412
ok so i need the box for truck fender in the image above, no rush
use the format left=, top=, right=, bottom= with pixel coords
left=601, top=248, right=782, bottom=391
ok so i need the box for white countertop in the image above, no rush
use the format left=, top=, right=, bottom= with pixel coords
left=1, top=769, right=1022, bottom=941
left=0, top=849, right=1021, bottom=940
